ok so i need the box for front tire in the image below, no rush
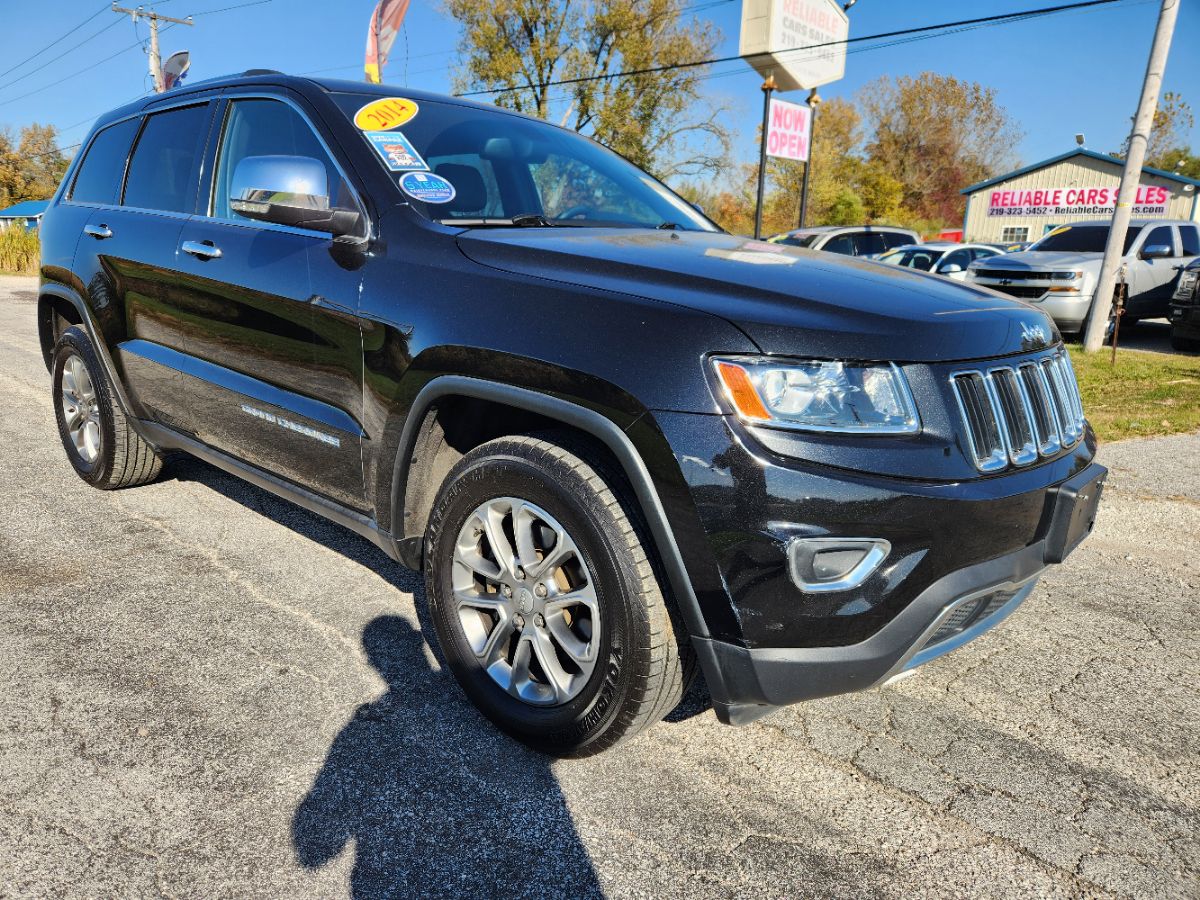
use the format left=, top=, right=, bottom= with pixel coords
left=425, top=435, right=691, bottom=756
left=52, top=326, right=162, bottom=489
left=1171, top=332, right=1200, bottom=352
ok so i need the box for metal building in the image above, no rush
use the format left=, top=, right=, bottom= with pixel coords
left=961, top=149, right=1200, bottom=245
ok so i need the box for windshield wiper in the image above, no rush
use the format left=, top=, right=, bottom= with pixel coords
left=656, top=221, right=682, bottom=230
left=437, top=214, right=554, bottom=228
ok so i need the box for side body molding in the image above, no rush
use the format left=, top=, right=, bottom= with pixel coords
left=390, top=376, right=711, bottom=641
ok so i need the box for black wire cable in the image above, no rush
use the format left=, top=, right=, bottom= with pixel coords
left=456, top=0, right=1121, bottom=98
left=0, top=2, right=110, bottom=82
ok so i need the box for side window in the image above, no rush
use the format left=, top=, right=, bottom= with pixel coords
left=1142, top=225, right=1175, bottom=256
left=69, top=118, right=141, bottom=206
left=853, top=232, right=888, bottom=256
left=123, top=104, right=210, bottom=213
left=213, top=98, right=358, bottom=226
left=822, top=234, right=856, bottom=255
left=882, top=231, right=913, bottom=250
left=1179, top=225, right=1200, bottom=257
left=970, top=248, right=999, bottom=261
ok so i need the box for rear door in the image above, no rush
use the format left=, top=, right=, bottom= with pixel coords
left=71, top=102, right=214, bottom=425
left=171, top=92, right=369, bottom=510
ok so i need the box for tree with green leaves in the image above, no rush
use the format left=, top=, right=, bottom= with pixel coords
left=446, top=0, right=729, bottom=180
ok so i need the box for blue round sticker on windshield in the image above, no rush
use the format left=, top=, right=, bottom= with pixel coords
left=399, top=171, right=456, bottom=204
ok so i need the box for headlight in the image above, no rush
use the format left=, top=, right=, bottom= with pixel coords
left=711, top=357, right=920, bottom=434
left=1052, top=270, right=1082, bottom=281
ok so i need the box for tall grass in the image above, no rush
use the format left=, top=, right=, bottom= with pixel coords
left=0, top=227, right=40, bottom=275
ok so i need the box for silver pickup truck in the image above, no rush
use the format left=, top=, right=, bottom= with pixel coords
left=966, top=219, right=1200, bottom=334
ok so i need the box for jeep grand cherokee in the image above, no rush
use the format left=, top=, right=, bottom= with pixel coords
left=37, top=72, right=1105, bottom=756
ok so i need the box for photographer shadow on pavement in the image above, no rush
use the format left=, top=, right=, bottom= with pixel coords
left=291, top=614, right=603, bottom=899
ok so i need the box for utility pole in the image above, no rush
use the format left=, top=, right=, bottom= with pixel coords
left=111, top=4, right=194, bottom=93
left=1081, top=0, right=1180, bottom=352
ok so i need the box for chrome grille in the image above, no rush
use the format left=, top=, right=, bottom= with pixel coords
left=951, top=349, right=1086, bottom=472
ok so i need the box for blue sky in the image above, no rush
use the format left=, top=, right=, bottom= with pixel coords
left=0, top=0, right=1196, bottom=177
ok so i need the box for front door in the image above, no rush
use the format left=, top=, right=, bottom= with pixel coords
left=1128, top=223, right=1181, bottom=318
left=171, top=95, right=369, bottom=510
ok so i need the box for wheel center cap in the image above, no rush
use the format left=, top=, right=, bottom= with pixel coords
left=516, top=587, right=535, bottom=615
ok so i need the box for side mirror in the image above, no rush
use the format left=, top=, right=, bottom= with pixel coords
left=230, top=155, right=361, bottom=237
left=1141, top=243, right=1172, bottom=259
left=939, top=263, right=964, bottom=274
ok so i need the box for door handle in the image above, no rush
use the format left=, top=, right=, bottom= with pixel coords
left=182, top=240, right=222, bottom=260
left=83, top=224, right=112, bottom=239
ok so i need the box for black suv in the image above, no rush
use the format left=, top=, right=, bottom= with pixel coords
left=38, top=72, right=1106, bottom=756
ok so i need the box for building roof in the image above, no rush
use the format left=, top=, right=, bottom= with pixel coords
left=0, top=200, right=49, bottom=218
left=961, top=148, right=1200, bottom=195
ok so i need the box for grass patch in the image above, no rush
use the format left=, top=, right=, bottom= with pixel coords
left=0, top=227, right=39, bottom=275
left=1069, top=345, right=1200, bottom=443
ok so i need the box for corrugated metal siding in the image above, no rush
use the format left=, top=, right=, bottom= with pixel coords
left=963, top=155, right=1198, bottom=242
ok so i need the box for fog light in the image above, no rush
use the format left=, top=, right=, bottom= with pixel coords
left=788, top=538, right=890, bottom=593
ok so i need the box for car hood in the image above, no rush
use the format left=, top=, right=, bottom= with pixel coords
left=977, top=250, right=1104, bottom=270
left=455, top=228, right=1059, bottom=360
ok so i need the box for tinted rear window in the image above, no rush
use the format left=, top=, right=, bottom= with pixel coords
left=70, top=118, right=140, bottom=205
left=1179, top=225, right=1199, bottom=256
left=123, top=104, right=210, bottom=213
left=1031, top=224, right=1141, bottom=254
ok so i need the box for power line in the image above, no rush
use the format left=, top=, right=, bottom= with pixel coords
left=0, top=15, right=126, bottom=95
left=0, top=3, right=110, bottom=82
left=457, top=0, right=1122, bottom=98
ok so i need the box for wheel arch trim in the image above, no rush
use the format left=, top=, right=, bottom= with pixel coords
left=390, top=375, right=710, bottom=640
left=38, top=283, right=139, bottom=422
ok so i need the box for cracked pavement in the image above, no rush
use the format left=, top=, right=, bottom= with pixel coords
left=1, top=275, right=1197, bottom=898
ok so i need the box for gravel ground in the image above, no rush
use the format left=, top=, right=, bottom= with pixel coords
left=1, top=275, right=1197, bottom=898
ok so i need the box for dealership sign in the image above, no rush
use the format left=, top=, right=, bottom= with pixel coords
left=766, top=98, right=811, bottom=161
left=986, top=185, right=1171, bottom=217
left=739, top=0, right=849, bottom=92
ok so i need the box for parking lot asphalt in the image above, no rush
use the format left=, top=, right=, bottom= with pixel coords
left=1, top=275, right=1197, bottom=898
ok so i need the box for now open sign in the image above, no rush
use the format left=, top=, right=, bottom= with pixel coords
left=767, top=98, right=811, bottom=162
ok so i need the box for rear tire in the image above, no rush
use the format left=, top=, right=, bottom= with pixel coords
left=424, top=435, right=692, bottom=757
left=1171, top=333, right=1200, bottom=352
left=52, top=326, right=162, bottom=490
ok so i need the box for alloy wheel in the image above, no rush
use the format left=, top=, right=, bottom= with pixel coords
left=61, top=353, right=102, bottom=464
left=451, top=497, right=600, bottom=706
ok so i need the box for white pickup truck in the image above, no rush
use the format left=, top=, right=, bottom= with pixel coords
left=965, top=219, right=1200, bottom=334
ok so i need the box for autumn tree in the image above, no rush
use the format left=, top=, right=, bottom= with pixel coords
left=0, top=123, right=69, bottom=207
left=446, top=0, right=729, bottom=179
left=859, top=73, right=1022, bottom=225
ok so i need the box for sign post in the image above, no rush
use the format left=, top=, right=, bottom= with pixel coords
left=740, top=0, right=849, bottom=236
left=798, top=89, right=820, bottom=227
left=754, top=76, right=778, bottom=240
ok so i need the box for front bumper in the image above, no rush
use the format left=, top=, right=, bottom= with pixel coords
left=1170, top=301, right=1200, bottom=339
left=648, top=407, right=1103, bottom=724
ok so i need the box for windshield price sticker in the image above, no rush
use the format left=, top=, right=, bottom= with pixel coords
left=354, top=97, right=419, bottom=131
left=399, top=171, right=456, bottom=204
left=365, top=131, right=428, bottom=171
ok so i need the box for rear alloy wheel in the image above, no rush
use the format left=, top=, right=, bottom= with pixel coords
left=426, top=435, right=692, bottom=756
left=52, top=326, right=163, bottom=489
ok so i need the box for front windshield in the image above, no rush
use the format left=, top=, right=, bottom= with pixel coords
left=332, top=92, right=716, bottom=231
left=1030, top=224, right=1142, bottom=253
left=878, top=247, right=944, bottom=271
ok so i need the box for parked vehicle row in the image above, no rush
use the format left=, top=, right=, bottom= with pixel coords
left=966, top=219, right=1200, bottom=335
left=40, top=72, right=1103, bottom=755
left=767, top=224, right=920, bottom=258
